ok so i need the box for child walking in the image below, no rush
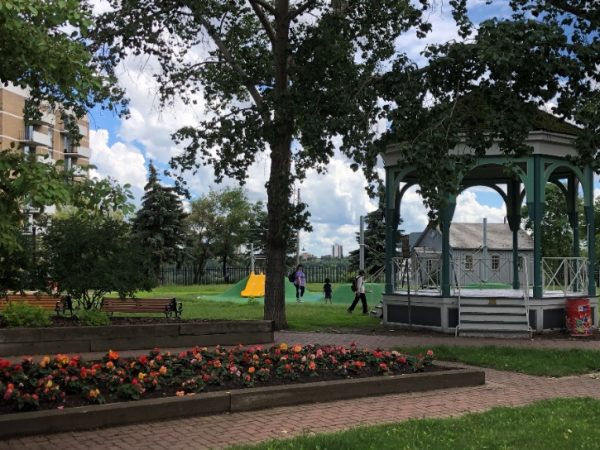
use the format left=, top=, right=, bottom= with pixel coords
left=323, top=278, right=332, bottom=304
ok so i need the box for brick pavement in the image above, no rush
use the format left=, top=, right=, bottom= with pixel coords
left=2, top=331, right=600, bottom=449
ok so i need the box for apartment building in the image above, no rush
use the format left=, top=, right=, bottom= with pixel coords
left=0, top=84, right=90, bottom=170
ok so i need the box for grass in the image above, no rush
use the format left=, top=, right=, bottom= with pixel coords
left=231, top=398, right=600, bottom=450
left=128, top=284, right=380, bottom=331
left=403, top=345, right=600, bottom=377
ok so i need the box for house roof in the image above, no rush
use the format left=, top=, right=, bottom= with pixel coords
left=449, top=223, right=533, bottom=251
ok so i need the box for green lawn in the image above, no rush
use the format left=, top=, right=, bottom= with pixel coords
left=231, top=398, right=600, bottom=450
left=131, top=284, right=380, bottom=331
left=404, top=345, right=600, bottom=377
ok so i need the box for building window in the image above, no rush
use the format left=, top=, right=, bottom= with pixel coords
left=464, top=255, right=473, bottom=271
left=491, top=255, right=500, bottom=271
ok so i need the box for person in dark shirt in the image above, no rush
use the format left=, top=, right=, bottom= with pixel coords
left=323, top=278, right=332, bottom=304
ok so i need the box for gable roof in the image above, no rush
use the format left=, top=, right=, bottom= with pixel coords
left=450, top=223, right=533, bottom=251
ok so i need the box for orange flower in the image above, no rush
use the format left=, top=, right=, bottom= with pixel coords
left=87, top=388, right=100, bottom=399
left=106, top=361, right=114, bottom=370
left=279, top=343, right=288, bottom=351
left=293, top=345, right=302, bottom=353
left=176, top=391, right=185, bottom=397
left=159, top=366, right=168, bottom=376
left=39, top=356, right=51, bottom=368
left=248, top=367, right=255, bottom=374
left=308, top=361, right=316, bottom=371
left=108, top=350, right=119, bottom=361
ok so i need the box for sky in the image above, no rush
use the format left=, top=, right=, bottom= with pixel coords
left=86, top=0, right=561, bottom=258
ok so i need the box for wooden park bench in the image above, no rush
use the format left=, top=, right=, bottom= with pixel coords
left=1, top=293, right=73, bottom=316
left=101, top=297, right=183, bottom=318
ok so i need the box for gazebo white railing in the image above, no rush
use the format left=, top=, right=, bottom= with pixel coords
left=542, top=257, right=588, bottom=295
left=392, top=255, right=441, bottom=293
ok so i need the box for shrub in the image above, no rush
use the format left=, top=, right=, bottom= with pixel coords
left=77, top=310, right=111, bottom=326
left=2, top=303, right=51, bottom=327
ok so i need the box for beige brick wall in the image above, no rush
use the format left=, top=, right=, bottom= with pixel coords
left=0, top=86, right=90, bottom=168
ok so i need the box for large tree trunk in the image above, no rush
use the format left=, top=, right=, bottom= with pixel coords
left=264, top=0, right=292, bottom=330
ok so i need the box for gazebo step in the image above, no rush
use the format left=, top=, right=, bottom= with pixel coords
left=460, top=314, right=529, bottom=323
left=459, top=298, right=525, bottom=307
left=459, top=330, right=531, bottom=339
left=461, top=306, right=528, bottom=315
left=459, top=322, right=530, bottom=332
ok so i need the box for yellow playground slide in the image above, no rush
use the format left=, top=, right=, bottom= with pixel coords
left=241, top=273, right=266, bottom=297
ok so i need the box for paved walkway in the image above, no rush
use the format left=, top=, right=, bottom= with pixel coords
left=2, top=331, right=600, bottom=449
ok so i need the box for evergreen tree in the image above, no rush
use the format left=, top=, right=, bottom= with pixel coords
left=133, top=163, right=187, bottom=281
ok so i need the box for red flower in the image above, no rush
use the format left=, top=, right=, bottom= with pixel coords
left=107, top=350, right=119, bottom=361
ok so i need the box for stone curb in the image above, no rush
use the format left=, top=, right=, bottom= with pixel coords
left=0, top=366, right=484, bottom=439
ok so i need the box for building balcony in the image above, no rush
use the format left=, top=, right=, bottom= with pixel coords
left=64, top=145, right=91, bottom=159
left=19, top=127, right=52, bottom=147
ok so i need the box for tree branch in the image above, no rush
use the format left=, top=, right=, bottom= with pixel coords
left=248, top=0, right=276, bottom=44
left=251, top=0, right=277, bottom=15
left=289, top=0, right=319, bottom=21
left=197, top=16, right=269, bottom=123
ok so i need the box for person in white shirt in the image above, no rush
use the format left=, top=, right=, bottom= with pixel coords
left=347, top=270, right=368, bottom=314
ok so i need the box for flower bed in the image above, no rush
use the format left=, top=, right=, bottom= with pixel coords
left=1, top=343, right=434, bottom=414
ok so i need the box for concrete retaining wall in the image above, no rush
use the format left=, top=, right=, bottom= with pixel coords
left=0, top=320, right=274, bottom=356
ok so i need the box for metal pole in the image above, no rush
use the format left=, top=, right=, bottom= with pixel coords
left=296, top=188, right=300, bottom=266
left=482, top=217, right=488, bottom=283
left=359, top=215, right=365, bottom=271
left=250, top=243, right=255, bottom=274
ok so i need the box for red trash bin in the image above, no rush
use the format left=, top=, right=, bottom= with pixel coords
left=565, top=298, right=592, bottom=336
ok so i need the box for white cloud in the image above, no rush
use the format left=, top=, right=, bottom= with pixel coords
left=454, top=190, right=506, bottom=223
left=89, top=129, right=147, bottom=200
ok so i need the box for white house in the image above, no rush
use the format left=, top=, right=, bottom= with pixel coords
left=409, top=222, right=534, bottom=288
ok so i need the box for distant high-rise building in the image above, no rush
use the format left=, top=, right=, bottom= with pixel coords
left=332, top=244, right=343, bottom=259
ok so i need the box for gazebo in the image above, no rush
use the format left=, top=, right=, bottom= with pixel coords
left=381, top=113, right=598, bottom=337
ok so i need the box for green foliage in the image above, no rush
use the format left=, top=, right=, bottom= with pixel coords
left=186, top=188, right=259, bottom=282
left=233, top=398, right=600, bottom=450
left=43, top=215, right=155, bottom=310
left=522, top=184, right=583, bottom=258
left=68, top=175, right=136, bottom=219
left=0, top=151, right=70, bottom=254
left=1, top=302, right=51, bottom=327
left=133, top=163, right=187, bottom=279
left=0, top=0, right=126, bottom=131
left=77, top=309, right=111, bottom=326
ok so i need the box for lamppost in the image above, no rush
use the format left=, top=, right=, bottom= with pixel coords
left=23, top=207, right=39, bottom=288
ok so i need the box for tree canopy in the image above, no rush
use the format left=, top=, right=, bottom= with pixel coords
left=94, top=0, right=440, bottom=328
left=94, top=1, right=600, bottom=328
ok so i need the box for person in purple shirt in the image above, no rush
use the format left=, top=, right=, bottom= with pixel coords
left=294, top=264, right=306, bottom=303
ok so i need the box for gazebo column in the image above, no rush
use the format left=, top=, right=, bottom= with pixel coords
left=440, top=195, right=456, bottom=297
left=531, top=156, right=545, bottom=298
left=507, top=180, right=521, bottom=289
left=567, top=176, right=580, bottom=258
left=583, top=166, right=596, bottom=296
left=384, top=167, right=397, bottom=295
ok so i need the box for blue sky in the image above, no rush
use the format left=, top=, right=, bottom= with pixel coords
left=87, top=0, right=591, bottom=256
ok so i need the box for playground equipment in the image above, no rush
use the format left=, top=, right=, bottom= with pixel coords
left=240, top=273, right=265, bottom=297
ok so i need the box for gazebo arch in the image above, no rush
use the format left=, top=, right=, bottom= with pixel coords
left=380, top=119, right=597, bottom=337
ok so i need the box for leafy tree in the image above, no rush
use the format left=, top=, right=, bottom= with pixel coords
left=43, top=215, right=153, bottom=310
left=186, top=187, right=256, bottom=282
left=133, top=163, right=187, bottom=281
left=0, top=151, right=70, bottom=254
left=0, top=0, right=125, bottom=125
left=94, top=0, right=438, bottom=329
left=522, top=184, right=582, bottom=258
